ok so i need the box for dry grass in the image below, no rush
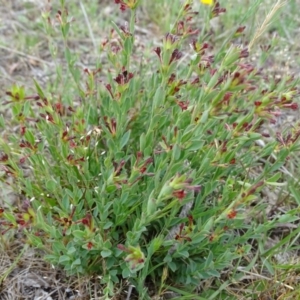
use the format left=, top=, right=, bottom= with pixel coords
left=248, top=0, right=288, bottom=51
left=1, top=0, right=300, bottom=299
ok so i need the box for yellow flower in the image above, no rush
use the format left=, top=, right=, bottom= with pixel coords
left=200, top=0, right=214, bottom=5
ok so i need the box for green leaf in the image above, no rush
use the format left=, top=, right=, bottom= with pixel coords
left=107, top=257, right=116, bottom=269
left=71, top=258, right=81, bottom=266
left=186, top=140, right=204, bottom=151
left=163, top=255, right=172, bottom=263
left=265, top=172, right=283, bottom=185
left=247, top=132, right=262, bottom=140
left=265, top=181, right=287, bottom=187
left=148, top=235, right=163, bottom=254
left=23, top=100, right=31, bottom=116
left=87, top=106, right=99, bottom=125
left=181, top=126, right=195, bottom=143
left=207, top=269, right=220, bottom=277
left=61, top=194, right=70, bottom=211
left=101, top=249, right=112, bottom=258
left=207, top=70, right=220, bottom=90
left=3, top=212, right=17, bottom=225
left=152, top=86, right=165, bottom=111
left=200, top=109, right=209, bottom=124
left=107, top=138, right=117, bottom=152
left=64, top=47, right=72, bottom=65
left=59, top=255, right=70, bottom=263
left=203, top=218, right=214, bottom=233
left=24, top=129, right=35, bottom=146
left=106, top=185, right=117, bottom=193
left=122, top=267, right=131, bottom=278
left=0, top=114, right=5, bottom=128
left=276, top=214, right=299, bottom=223
left=140, top=132, right=146, bottom=151
left=33, top=79, right=45, bottom=99
left=168, top=261, right=177, bottom=272
left=289, top=184, right=300, bottom=205
left=191, top=234, right=206, bottom=245
left=120, top=192, right=129, bottom=204
left=147, top=197, right=157, bottom=217
left=172, top=144, right=181, bottom=160
left=72, top=230, right=86, bottom=239
left=145, top=129, right=154, bottom=146
left=111, top=21, right=125, bottom=41
left=46, top=179, right=57, bottom=193
left=67, top=246, right=77, bottom=255
left=176, top=249, right=189, bottom=258
left=52, top=241, right=66, bottom=253
left=120, top=130, right=131, bottom=150
left=260, top=143, right=275, bottom=157
left=27, top=234, right=43, bottom=248
left=262, top=258, right=274, bottom=275
left=104, top=221, right=113, bottom=229
left=124, top=36, right=133, bottom=56
left=204, top=251, right=213, bottom=268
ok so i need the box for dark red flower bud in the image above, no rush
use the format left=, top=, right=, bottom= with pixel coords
left=227, top=209, right=237, bottom=219
left=236, top=26, right=246, bottom=34
left=177, top=101, right=189, bottom=111
left=169, top=49, right=183, bottom=65
left=173, top=189, right=186, bottom=200
left=154, top=47, right=162, bottom=62
left=239, top=48, right=249, bottom=58
left=164, top=33, right=178, bottom=48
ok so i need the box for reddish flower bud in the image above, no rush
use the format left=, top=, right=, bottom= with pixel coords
left=222, top=92, right=233, bottom=105
left=164, top=33, right=179, bottom=49
left=239, top=48, right=249, bottom=58
left=154, top=47, right=162, bottom=62
left=40, top=113, right=55, bottom=124
left=191, top=77, right=200, bottom=85
left=114, top=0, right=128, bottom=12
left=114, top=70, right=134, bottom=85
left=211, top=2, right=226, bottom=18
left=230, top=158, right=236, bottom=164
left=235, top=26, right=246, bottom=34
left=169, top=49, right=183, bottom=65
left=173, top=189, right=186, bottom=200
left=168, top=73, right=176, bottom=84
left=20, top=126, right=26, bottom=135
left=283, top=102, right=298, bottom=110
left=227, top=209, right=237, bottom=219
left=54, top=102, right=65, bottom=116
left=118, top=244, right=145, bottom=270
left=0, top=153, right=8, bottom=162
left=19, top=156, right=27, bottom=164
left=177, top=100, right=189, bottom=111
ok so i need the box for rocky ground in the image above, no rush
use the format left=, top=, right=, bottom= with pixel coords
left=1, top=1, right=300, bottom=299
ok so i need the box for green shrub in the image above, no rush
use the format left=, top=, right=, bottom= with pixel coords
left=1, top=0, right=299, bottom=298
